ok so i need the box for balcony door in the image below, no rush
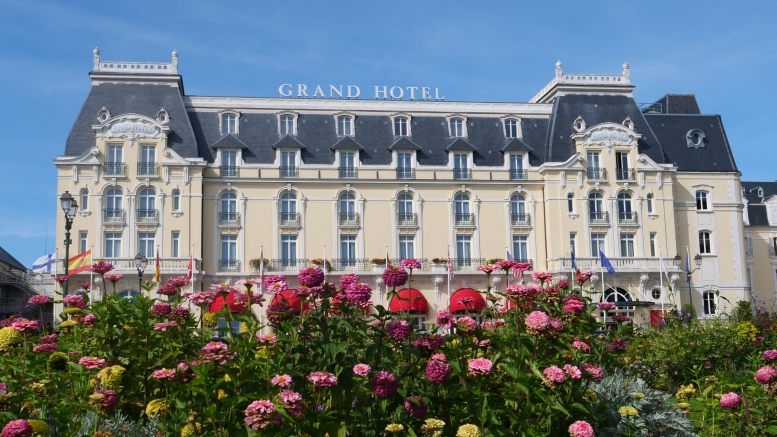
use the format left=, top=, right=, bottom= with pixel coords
left=281, top=235, right=297, bottom=267
left=340, top=235, right=356, bottom=265
left=397, top=194, right=413, bottom=215
left=138, top=189, right=155, bottom=221
left=510, top=194, right=526, bottom=215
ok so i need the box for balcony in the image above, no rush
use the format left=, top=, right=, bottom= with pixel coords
left=339, top=212, right=360, bottom=226
left=453, top=169, right=472, bottom=180
left=57, top=257, right=200, bottom=276
left=615, top=168, right=635, bottom=181
left=219, top=212, right=241, bottom=225
left=618, top=211, right=638, bottom=225
left=219, top=259, right=241, bottom=272
left=279, top=212, right=300, bottom=226
left=450, top=258, right=486, bottom=271
left=396, top=168, right=415, bottom=180
left=589, top=211, right=609, bottom=225
left=770, top=246, right=777, bottom=257
left=103, top=162, right=126, bottom=177
left=397, top=213, right=418, bottom=226
left=455, top=213, right=475, bottom=226
left=136, top=209, right=159, bottom=223
left=220, top=166, right=239, bottom=177
left=103, top=209, right=126, bottom=223
left=137, top=162, right=159, bottom=176
left=587, top=167, right=607, bottom=181
left=389, top=258, right=431, bottom=271
left=339, top=167, right=358, bottom=179
left=280, top=166, right=298, bottom=178
left=549, top=256, right=681, bottom=273
left=331, top=258, right=370, bottom=271
left=0, top=298, right=23, bottom=315
left=511, top=213, right=531, bottom=226
left=510, top=169, right=528, bottom=181
left=266, top=259, right=309, bottom=272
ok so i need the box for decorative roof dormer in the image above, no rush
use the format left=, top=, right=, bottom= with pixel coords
left=570, top=122, right=641, bottom=153
left=92, top=113, right=170, bottom=146
left=530, top=61, right=634, bottom=104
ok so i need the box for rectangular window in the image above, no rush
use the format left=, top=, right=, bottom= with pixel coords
left=504, top=119, right=518, bottom=138
left=280, top=115, right=294, bottom=135
left=172, top=232, right=180, bottom=258
left=699, top=231, right=712, bottom=254
left=337, top=116, right=352, bottom=136
left=450, top=118, right=463, bottom=137
left=399, top=235, right=415, bottom=260
left=394, top=117, right=408, bottom=136
left=456, top=235, right=472, bottom=261
left=649, top=233, right=656, bottom=257
left=453, top=153, right=468, bottom=181
left=104, top=232, right=122, bottom=258
left=567, top=194, right=574, bottom=213
left=220, top=235, right=237, bottom=265
left=696, top=191, right=708, bottom=210
left=397, top=152, right=411, bottom=169
left=746, top=237, right=754, bottom=256
left=281, top=151, right=296, bottom=167
left=615, top=152, right=629, bottom=180
left=281, top=235, right=297, bottom=266
left=80, top=231, right=88, bottom=254
left=341, top=151, right=355, bottom=168
left=340, top=235, right=357, bottom=263
left=591, top=233, right=606, bottom=257
left=587, top=151, right=600, bottom=169
left=107, top=145, right=123, bottom=163
left=172, top=191, right=180, bottom=211
left=703, top=292, right=716, bottom=316
left=647, top=195, right=654, bottom=213
left=140, top=145, right=156, bottom=163
left=620, top=233, right=635, bottom=257
left=80, top=190, right=89, bottom=211
left=138, top=232, right=155, bottom=258
left=512, top=235, right=528, bottom=261
left=569, top=233, right=576, bottom=256
left=509, top=154, right=523, bottom=170
left=411, top=315, right=427, bottom=332
left=221, top=114, right=236, bottom=133
left=221, top=150, right=237, bottom=167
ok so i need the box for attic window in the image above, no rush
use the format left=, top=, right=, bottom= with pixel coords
left=156, top=109, right=169, bottom=124
left=752, top=187, right=764, bottom=198
left=686, top=129, right=705, bottom=149
left=97, top=107, right=111, bottom=123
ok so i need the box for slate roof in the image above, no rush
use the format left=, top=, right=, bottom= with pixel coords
left=271, top=135, right=305, bottom=149
left=501, top=138, right=534, bottom=152
left=644, top=114, right=738, bottom=172
left=331, top=136, right=364, bottom=150
left=445, top=138, right=477, bottom=152
left=388, top=137, right=422, bottom=151
left=742, top=181, right=777, bottom=227
left=652, top=94, right=701, bottom=115
left=0, top=246, right=27, bottom=271
left=65, top=83, right=198, bottom=158
left=211, top=134, right=248, bottom=149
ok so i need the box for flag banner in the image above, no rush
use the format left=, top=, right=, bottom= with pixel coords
left=386, top=250, right=391, bottom=268
left=154, top=252, right=161, bottom=283
left=446, top=247, right=454, bottom=281
left=571, top=251, right=577, bottom=270
left=599, top=250, right=616, bottom=274
left=660, top=253, right=671, bottom=283
left=32, top=253, right=56, bottom=273
left=506, top=250, right=513, bottom=261
left=187, top=253, right=193, bottom=280
left=68, top=250, right=92, bottom=275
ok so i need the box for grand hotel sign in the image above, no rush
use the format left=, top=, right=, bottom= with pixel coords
left=278, top=84, right=445, bottom=101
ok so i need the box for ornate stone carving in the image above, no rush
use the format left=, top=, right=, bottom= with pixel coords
left=571, top=122, right=642, bottom=153
left=93, top=114, right=170, bottom=146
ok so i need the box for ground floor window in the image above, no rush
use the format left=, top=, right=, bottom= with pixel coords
left=702, top=291, right=717, bottom=316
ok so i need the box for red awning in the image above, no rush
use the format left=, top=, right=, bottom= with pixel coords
left=270, top=290, right=309, bottom=312
left=210, top=291, right=248, bottom=313
left=450, top=288, right=486, bottom=313
left=388, top=288, right=429, bottom=314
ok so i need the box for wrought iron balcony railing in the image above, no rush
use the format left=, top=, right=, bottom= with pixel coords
left=279, top=212, right=300, bottom=225
left=588, top=211, right=609, bottom=224
left=270, top=259, right=309, bottom=271
left=137, top=162, right=159, bottom=176
left=103, top=209, right=126, bottom=222
left=397, top=213, right=417, bottom=226
left=454, top=213, right=475, bottom=226
left=389, top=258, right=431, bottom=271
left=136, top=209, right=159, bottom=222
left=511, top=213, right=531, bottom=226
left=339, top=212, right=360, bottom=226
left=587, top=167, right=607, bottom=181
left=219, top=259, right=241, bottom=272
left=396, top=168, right=415, bottom=179
left=450, top=258, right=487, bottom=271
left=453, top=169, right=472, bottom=180
left=510, top=169, right=528, bottom=180
left=219, top=212, right=240, bottom=225
left=618, top=211, right=638, bottom=224
left=220, top=166, right=239, bottom=177
left=339, top=167, right=358, bottom=179
left=615, top=168, right=635, bottom=181
left=103, top=162, right=126, bottom=176
left=331, top=258, right=370, bottom=271
left=280, top=166, right=298, bottom=178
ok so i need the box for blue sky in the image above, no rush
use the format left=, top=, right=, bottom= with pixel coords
left=1, top=0, right=776, bottom=267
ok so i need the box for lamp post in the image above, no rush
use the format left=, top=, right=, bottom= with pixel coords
left=59, top=191, right=79, bottom=296
left=134, top=253, right=148, bottom=293
left=685, top=254, right=703, bottom=309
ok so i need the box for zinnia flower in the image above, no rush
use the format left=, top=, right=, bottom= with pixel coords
left=568, top=420, right=595, bottom=437
left=78, top=356, right=107, bottom=370
left=26, top=420, right=48, bottom=437
left=28, top=295, right=50, bottom=305
left=150, top=302, right=172, bottom=317
left=371, top=371, right=398, bottom=398
left=263, top=275, right=286, bottom=289
left=386, top=320, right=411, bottom=340
left=83, top=314, right=98, bottom=328
left=339, top=273, right=360, bottom=287
left=271, top=374, right=292, bottom=387
left=199, top=341, right=235, bottom=364
left=386, top=424, right=404, bottom=434
left=383, top=266, right=409, bottom=288
left=597, top=302, right=615, bottom=311
left=186, top=291, right=218, bottom=307
left=572, top=338, right=590, bottom=352
left=1, top=419, right=33, bottom=437
left=153, top=321, right=178, bottom=332
left=38, top=334, right=57, bottom=344
left=181, top=423, right=202, bottom=437
left=763, top=350, right=777, bottom=361
left=307, top=371, right=337, bottom=387
left=353, top=363, right=371, bottom=376
left=33, top=343, right=59, bottom=353
left=152, top=368, right=177, bottom=380
left=280, top=389, right=305, bottom=417
left=421, top=418, right=446, bottom=436
left=89, top=389, right=118, bottom=410
left=400, top=258, right=422, bottom=270
left=145, top=399, right=169, bottom=417
left=90, top=260, right=114, bottom=274
left=255, top=333, right=277, bottom=344
left=456, top=424, right=480, bottom=437
left=425, top=358, right=451, bottom=384
left=525, top=311, right=550, bottom=333
left=719, top=392, right=741, bottom=410
left=580, top=364, right=604, bottom=383
left=345, top=282, right=372, bottom=307
left=63, top=295, right=87, bottom=309
left=404, top=395, right=428, bottom=418
left=11, top=319, right=39, bottom=332
left=244, top=399, right=277, bottom=430
left=436, top=310, right=454, bottom=329
left=755, top=365, right=777, bottom=384
left=564, top=364, right=582, bottom=379
left=531, top=271, right=553, bottom=283
left=104, top=273, right=124, bottom=283
left=455, top=317, right=478, bottom=334
left=468, top=358, right=493, bottom=376
left=543, top=365, right=566, bottom=384
left=266, top=280, right=288, bottom=294
left=298, top=266, right=324, bottom=287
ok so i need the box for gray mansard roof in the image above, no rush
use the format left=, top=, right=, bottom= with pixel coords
left=743, top=181, right=777, bottom=227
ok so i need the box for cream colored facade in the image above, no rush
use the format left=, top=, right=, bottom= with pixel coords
left=53, top=51, right=758, bottom=325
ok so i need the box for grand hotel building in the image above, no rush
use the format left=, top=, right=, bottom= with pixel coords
left=54, top=49, right=766, bottom=326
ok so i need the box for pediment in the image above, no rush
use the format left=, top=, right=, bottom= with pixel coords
left=636, top=154, right=675, bottom=172
left=92, top=113, right=170, bottom=145
left=54, top=146, right=101, bottom=165
left=571, top=122, right=641, bottom=148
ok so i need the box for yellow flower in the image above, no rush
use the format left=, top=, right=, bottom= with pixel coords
left=29, top=381, right=46, bottom=392
left=675, top=384, right=696, bottom=400
left=146, top=399, right=169, bottom=417
left=456, top=424, right=480, bottom=437
left=27, top=419, right=49, bottom=437
left=203, top=312, right=219, bottom=327
left=57, top=320, right=77, bottom=329
left=181, top=423, right=201, bottom=437
left=48, top=352, right=69, bottom=370
left=421, top=418, right=445, bottom=437
left=240, top=322, right=248, bottom=333
left=0, top=327, right=23, bottom=351
left=677, top=402, right=690, bottom=410
left=217, top=389, right=228, bottom=400
left=450, top=339, right=459, bottom=346
left=618, top=405, right=639, bottom=416
left=736, top=321, right=757, bottom=340
left=63, top=307, right=83, bottom=315
left=385, top=423, right=404, bottom=433
left=582, top=389, right=598, bottom=403
left=632, top=392, right=645, bottom=399
left=96, top=365, right=125, bottom=389
left=224, top=374, right=232, bottom=383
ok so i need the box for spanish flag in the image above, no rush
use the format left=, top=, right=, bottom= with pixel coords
left=68, top=250, right=92, bottom=275
left=154, top=251, right=161, bottom=283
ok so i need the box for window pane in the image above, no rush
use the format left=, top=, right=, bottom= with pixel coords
left=80, top=232, right=88, bottom=254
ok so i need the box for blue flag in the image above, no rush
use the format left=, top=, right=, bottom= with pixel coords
left=571, top=251, right=577, bottom=270
left=599, top=250, right=616, bottom=274
left=506, top=250, right=514, bottom=261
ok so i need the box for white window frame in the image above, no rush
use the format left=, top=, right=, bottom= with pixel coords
left=391, top=114, right=412, bottom=137
left=649, top=233, right=656, bottom=257
left=695, top=190, right=710, bottom=211
left=398, top=235, right=415, bottom=260
left=107, top=144, right=123, bottom=163
left=217, top=148, right=242, bottom=172
left=447, top=116, right=467, bottom=138
left=138, top=232, right=156, bottom=258
left=104, top=232, right=122, bottom=258
left=278, top=149, right=300, bottom=168
left=569, top=232, right=576, bottom=255
left=171, top=189, right=181, bottom=211
left=702, top=291, right=717, bottom=316
left=219, top=111, right=240, bottom=134
left=591, top=233, right=606, bottom=257
left=220, top=234, right=238, bottom=261
left=80, top=189, right=89, bottom=211
left=278, top=113, right=298, bottom=136
left=619, top=233, right=635, bottom=258
left=172, top=231, right=180, bottom=258
left=334, top=114, right=355, bottom=136
left=699, top=231, right=713, bottom=254
left=567, top=193, right=575, bottom=213
left=394, top=151, right=415, bottom=169
left=451, top=152, right=472, bottom=171
left=281, top=235, right=298, bottom=262
left=140, top=144, right=156, bottom=164
left=501, top=117, right=522, bottom=139
left=646, top=193, right=654, bottom=214
left=456, top=235, right=472, bottom=260
left=80, top=231, right=88, bottom=254
left=337, top=150, right=359, bottom=169
left=512, top=235, right=529, bottom=262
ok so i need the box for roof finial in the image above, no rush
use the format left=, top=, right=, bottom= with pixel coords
left=93, top=47, right=100, bottom=71
left=172, top=49, right=179, bottom=73
left=555, top=60, right=562, bottom=79
left=622, top=61, right=630, bottom=79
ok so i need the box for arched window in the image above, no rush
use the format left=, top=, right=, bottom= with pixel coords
left=105, top=188, right=123, bottom=221
left=219, top=192, right=238, bottom=224
left=454, top=193, right=471, bottom=225
left=617, top=192, right=634, bottom=223
left=602, top=287, right=634, bottom=320
left=511, top=194, right=527, bottom=225
left=702, top=291, right=717, bottom=316
left=118, top=290, right=139, bottom=302
left=646, top=193, right=654, bottom=213
left=172, top=189, right=181, bottom=211
left=280, top=192, right=297, bottom=224
left=449, top=118, right=464, bottom=137
left=699, top=231, right=712, bottom=254
left=504, top=119, right=518, bottom=138
left=567, top=193, right=574, bottom=213
left=137, top=188, right=156, bottom=221
left=80, top=189, right=89, bottom=211
left=394, top=117, right=408, bottom=136
left=588, top=192, right=605, bottom=223
left=337, top=116, right=352, bottom=136
left=280, top=115, right=295, bottom=135
left=339, top=193, right=357, bottom=224
left=397, top=193, right=414, bottom=225
left=221, top=114, right=236, bottom=133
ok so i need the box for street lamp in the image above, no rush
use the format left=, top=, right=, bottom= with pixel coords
left=134, top=253, right=148, bottom=293
left=59, top=191, right=79, bottom=295
left=686, top=253, right=703, bottom=309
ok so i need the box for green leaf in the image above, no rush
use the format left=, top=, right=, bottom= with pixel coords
left=765, top=425, right=777, bottom=435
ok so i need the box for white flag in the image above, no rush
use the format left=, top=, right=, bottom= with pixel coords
left=659, top=253, right=671, bottom=283
left=32, top=253, right=55, bottom=273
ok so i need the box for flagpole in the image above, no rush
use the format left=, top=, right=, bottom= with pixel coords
left=447, top=245, right=451, bottom=310
left=90, top=245, right=96, bottom=302
left=659, top=245, right=664, bottom=314
left=323, top=245, right=327, bottom=280
left=190, top=244, right=195, bottom=296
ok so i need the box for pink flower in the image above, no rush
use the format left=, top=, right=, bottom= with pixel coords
left=244, top=399, right=278, bottom=430
left=371, top=371, right=398, bottom=398
left=187, top=291, right=218, bottom=307
left=63, top=294, right=87, bottom=309
left=386, top=320, right=411, bottom=340
left=150, top=302, right=172, bottom=317
left=550, top=318, right=565, bottom=331
left=1, top=419, right=33, bottom=437
left=280, top=389, right=302, bottom=403
left=719, top=392, right=741, bottom=410
left=574, top=271, right=595, bottom=284
left=307, top=371, right=337, bottom=387
left=525, top=311, right=550, bottom=333
left=104, top=273, right=124, bottom=283
left=83, top=314, right=98, bottom=328
left=431, top=353, right=446, bottom=362
left=272, top=374, right=292, bottom=387
left=156, top=282, right=178, bottom=296
left=170, top=276, right=190, bottom=288
left=755, top=365, right=777, bottom=384
left=0, top=383, right=6, bottom=394
left=79, top=356, right=107, bottom=369
left=89, top=261, right=114, bottom=274
left=38, top=334, right=57, bottom=344
left=383, top=266, right=408, bottom=288
left=436, top=310, right=454, bottom=329
left=412, top=334, right=445, bottom=354
left=152, top=368, right=177, bottom=380
left=477, top=265, right=496, bottom=274
left=557, top=279, right=570, bottom=289
left=339, top=273, right=360, bottom=287
left=33, top=343, right=59, bottom=353
left=298, top=266, right=324, bottom=287
left=11, top=319, right=39, bottom=332
left=169, top=306, right=190, bottom=320
left=255, top=333, right=277, bottom=344
left=597, top=302, right=616, bottom=311
left=455, top=316, right=478, bottom=334
left=572, top=338, right=591, bottom=352
left=199, top=341, right=236, bottom=364
left=266, top=280, right=288, bottom=294
left=353, top=363, right=371, bottom=376
left=468, top=358, right=493, bottom=376
left=400, top=259, right=422, bottom=270
left=280, top=390, right=305, bottom=417
left=562, top=297, right=586, bottom=316
left=153, top=321, right=178, bottom=332
left=763, top=350, right=777, bottom=361
left=564, top=364, right=582, bottom=379
left=79, top=281, right=91, bottom=289
left=532, top=271, right=553, bottom=283
left=404, top=395, right=428, bottom=418
left=425, top=358, right=451, bottom=384
left=543, top=366, right=566, bottom=384
left=28, top=295, right=50, bottom=305
left=345, top=282, right=372, bottom=307
left=53, top=275, right=70, bottom=283
left=568, top=420, right=595, bottom=437
left=263, top=275, right=286, bottom=289
left=580, top=364, right=604, bottom=383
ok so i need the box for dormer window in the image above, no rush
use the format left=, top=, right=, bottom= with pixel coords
left=280, top=114, right=296, bottom=135
left=221, top=113, right=237, bottom=134
left=504, top=119, right=519, bottom=138
left=97, top=107, right=111, bottom=122
left=337, top=115, right=353, bottom=136
left=156, top=109, right=169, bottom=124
left=449, top=118, right=464, bottom=137
left=394, top=117, right=409, bottom=136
